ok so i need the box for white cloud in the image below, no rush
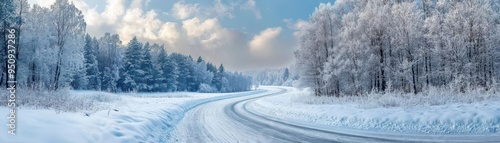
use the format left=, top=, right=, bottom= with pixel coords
left=171, top=1, right=199, bottom=20
left=81, top=0, right=125, bottom=29
left=119, top=8, right=163, bottom=43
left=284, top=19, right=310, bottom=39
left=130, top=0, right=142, bottom=9
left=158, top=22, right=180, bottom=46
left=249, top=27, right=282, bottom=58
left=182, top=17, right=220, bottom=39
left=246, top=27, right=295, bottom=69
left=242, top=0, right=261, bottom=19
left=212, top=0, right=235, bottom=19
left=145, top=0, right=151, bottom=7
left=102, top=0, right=126, bottom=25
left=27, top=0, right=294, bottom=71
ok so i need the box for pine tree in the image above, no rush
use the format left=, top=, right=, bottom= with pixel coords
left=170, top=53, right=190, bottom=91
left=83, top=35, right=101, bottom=90
left=207, top=62, right=217, bottom=73
left=101, top=67, right=117, bottom=92
left=71, top=69, right=87, bottom=90
left=154, top=47, right=168, bottom=92
left=214, top=64, right=225, bottom=91
left=165, top=54, right=179, bottom=92
left=187, top=56, right=198, bottom=91
left=118, top=37, right=143, bottom=92
left=138, top=42, right=154, bottom=92
left=283, top=68, right=289, bottom=81
left=197, top=56, right=204, bottom=63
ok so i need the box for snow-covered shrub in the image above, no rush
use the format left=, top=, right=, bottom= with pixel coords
left=198, top=83, right=218, bottom=93
left=0, top=88, right=121, bottom=112
left=291, top=87, right=500, bottom=109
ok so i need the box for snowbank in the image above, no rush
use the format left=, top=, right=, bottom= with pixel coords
left=0, top=90, right=264, bottom=143
left=248, top=87, right=500, bottom=134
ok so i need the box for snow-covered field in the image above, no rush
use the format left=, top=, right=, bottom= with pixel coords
left=0, top=90, right=264, bottom=143
left=248, top=87, right=500, bottom=135
left=2, top=86, right=499, bottom=143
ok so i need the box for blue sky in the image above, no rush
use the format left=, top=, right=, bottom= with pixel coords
left=28, top=0, right=336, bottom=71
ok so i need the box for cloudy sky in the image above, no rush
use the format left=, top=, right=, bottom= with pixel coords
left=27, top=0, right=334, bottom=71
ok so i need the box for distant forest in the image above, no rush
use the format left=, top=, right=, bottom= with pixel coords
left=295, top=0, right=500, bottom=96
left=0, top=0, right=252, bottom=93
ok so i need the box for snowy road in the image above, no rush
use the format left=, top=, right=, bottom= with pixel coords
left=168, top=87, right=398, bottom=143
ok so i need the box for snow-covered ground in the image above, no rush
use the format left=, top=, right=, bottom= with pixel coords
left=248, top=86, right=500, bottom=135
left=0, top=90, right=264, bottom=143
left=3, top=86, right=499, bottom=143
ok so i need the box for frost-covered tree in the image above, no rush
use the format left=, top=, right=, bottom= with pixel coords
left=19, top=4, right=53, bottom=89
left=118, top=37, right=143, bottom=92
left=214, top=64, right=226, bottom=91
left=98, top=33, right=121, bottom=92
left=3, top=0, right=252, bottom=93
left=160, top=50, right=179, bottom=92
left=137, top=42, right=154, bottom=92
left=389, top=1, right=424, bottom=93
left=70, top=66, right=87, bottom=90
left=0, top=0, right=19, bottom=87
left=283, top=68, right=289, bottom=82
left=169, top=53, right=191, bottom=91
left=296, top=0, right=500, bottom=96
left=195, top=58, right=216, bottom=92
left=50, top=0, right=86, bottom=90
left=101, top=67, right=115, bottom=92
left=82, top=35, right=101, bottom=90
left=250, top=68, right=296, bottom=86
left=153, top=46, right=167, bottom=92
left=186, top=56, right=198, bottom=91
left=296, top=3, right=339, bottom=96
left=192, top=57, right=210, bottom=92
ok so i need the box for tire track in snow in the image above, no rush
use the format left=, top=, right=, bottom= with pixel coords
left=230, top=87, right=400, bottom=143
left=169, top=87, right=400, bottom=142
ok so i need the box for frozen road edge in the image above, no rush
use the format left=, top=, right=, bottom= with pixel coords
left=228, top=87, right=399, bottom=142
left=169, top=87, right=397, bottom=142
left=245, top=87, right=500, bottom=142
left=150, top=89, right=267, bottom=142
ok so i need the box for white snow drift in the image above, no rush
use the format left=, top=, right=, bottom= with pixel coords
left=0, top=90, right=264, bottom=143
left=247, top=87, right=500, bottom=134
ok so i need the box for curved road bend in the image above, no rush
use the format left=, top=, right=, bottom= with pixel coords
left=168, top=87, right=398, bottom=143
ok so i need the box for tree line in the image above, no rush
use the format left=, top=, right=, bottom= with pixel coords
left=296, top=0, right=500, bottom=96
left=250, top=67, right=298, bottom=86
left=1, top=0, right=252, bottom=93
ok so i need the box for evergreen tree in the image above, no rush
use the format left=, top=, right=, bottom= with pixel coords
left=283, top=68, right=289, bottom=81
left=118, top=37, right=143, bottom=92
left=197, top=56, right=204, bottom=63
left=187, top=56, right=198, bottom=91
left=170, top=53, right=190, bottom=91
left=83, top=35, right=101, bottom=90
left=207, top=62, right=217, bottom=73
left=165, top=53, right=178, bottom=91
left=138, top=42, right=154, bottom=92
left=154, top=47, right=168, bottom=92
left=71, top=68, right=87, bottom=90
left=101, top=67, right=116, bottom=92
left=214, top=64, right=225, bottom=91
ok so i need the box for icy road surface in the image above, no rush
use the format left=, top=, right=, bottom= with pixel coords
left=169, top=86, right=500, bottom=143
left=169, top=87, right=393, bottom=142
